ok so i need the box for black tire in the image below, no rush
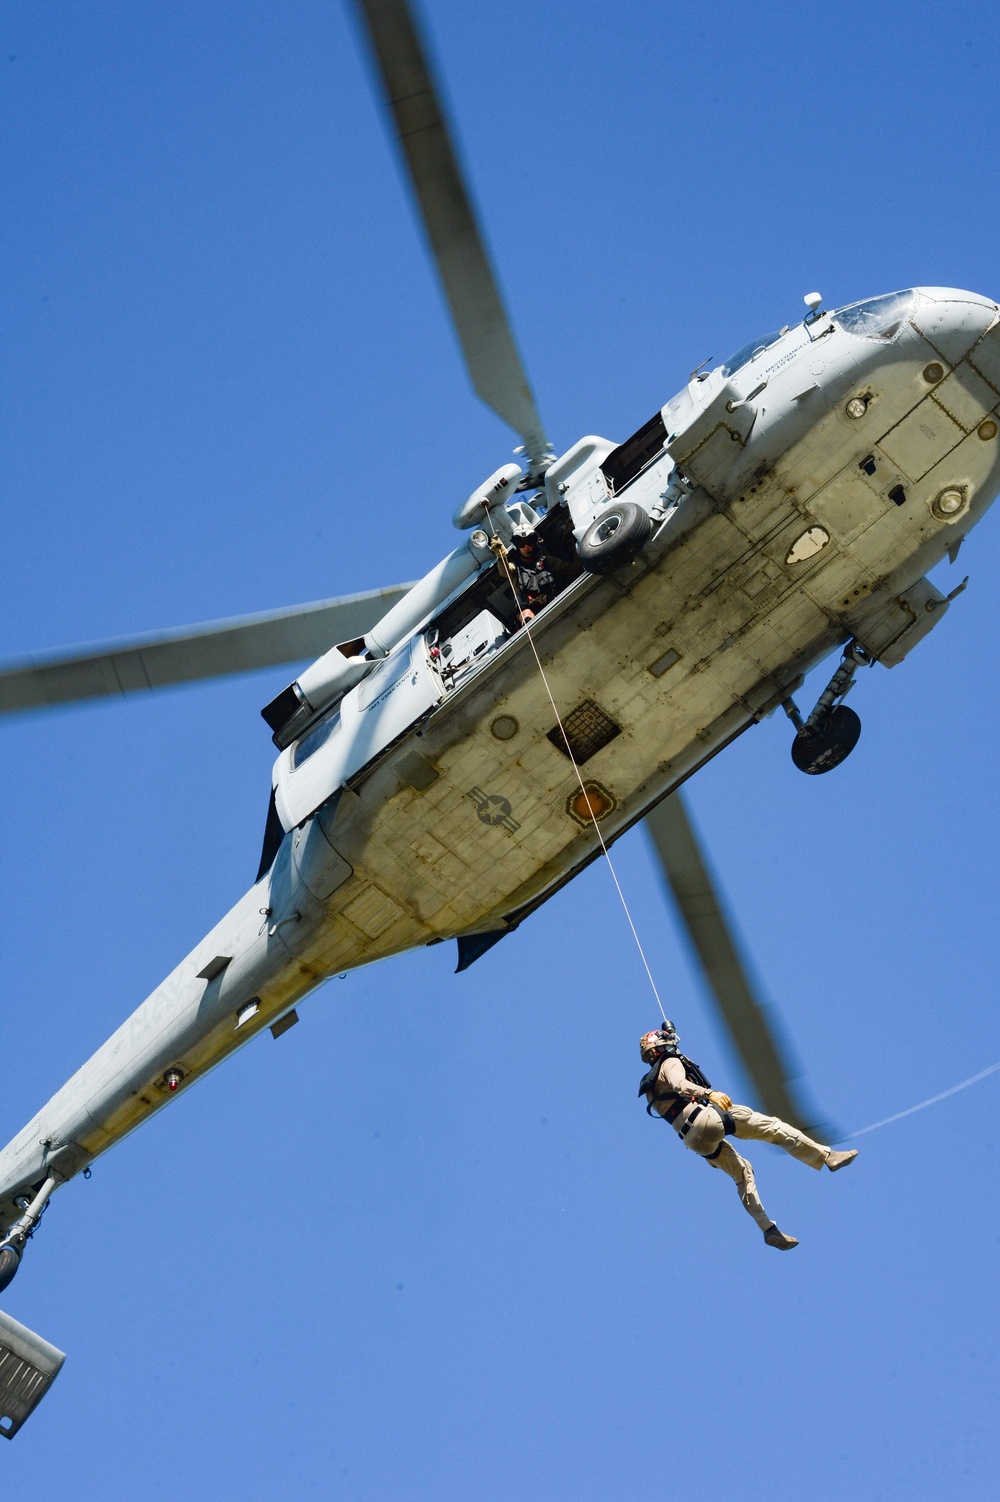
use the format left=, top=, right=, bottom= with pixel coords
left=577, top=502, right=654, bottom=575
left=791, top=705, right=862, bottom=775
left=0, top=1243, right=20, bottom=1294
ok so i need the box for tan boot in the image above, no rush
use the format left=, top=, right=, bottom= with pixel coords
left=826, top=1149, right=858, bottom=1172
left=763, top=1225, right=799, bottom=1251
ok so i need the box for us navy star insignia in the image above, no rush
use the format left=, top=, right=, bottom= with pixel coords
left=468, top=786, right=520, bottom=833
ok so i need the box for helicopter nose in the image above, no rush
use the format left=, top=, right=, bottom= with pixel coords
left=910, top=287, right=998, bottom=367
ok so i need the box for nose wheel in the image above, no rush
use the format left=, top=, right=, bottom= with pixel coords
left=783, top=642, right=871, bottom=775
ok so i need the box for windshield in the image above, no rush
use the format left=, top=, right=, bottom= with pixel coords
left=720, top=329, right=785, bottom=378
left=834, top=290, right=916, bottom=341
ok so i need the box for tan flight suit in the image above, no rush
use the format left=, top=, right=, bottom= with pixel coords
left=646, top=1054, right=831, bottom=1232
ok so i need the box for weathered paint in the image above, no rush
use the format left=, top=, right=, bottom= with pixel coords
left=3, top=287, right=998, bottom=1227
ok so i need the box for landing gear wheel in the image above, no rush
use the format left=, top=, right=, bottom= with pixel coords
left=577, top=501, right=653, bottom=575
left=791, top=705, right=862, bottom=775
left=0, top=1243, right=21, bottom=1294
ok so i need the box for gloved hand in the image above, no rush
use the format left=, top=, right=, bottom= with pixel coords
left=708, top=1091, right=733, bottom=1111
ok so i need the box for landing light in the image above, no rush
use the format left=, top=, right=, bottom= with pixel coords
left=931, top=486, right=967, bottom=521
left=846, top=397, right=868, bottom=419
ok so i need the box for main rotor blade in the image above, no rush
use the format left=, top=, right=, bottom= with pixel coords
left=0, top=583, right=414, bottom=715
left=645, top=792, right=826, bottom=1136
left=350, top=0, right=550, bottom=473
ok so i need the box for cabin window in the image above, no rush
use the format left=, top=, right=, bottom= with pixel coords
left=357, top=640, right=416, bottom=710
left=292, top=708, right=342, bottom=769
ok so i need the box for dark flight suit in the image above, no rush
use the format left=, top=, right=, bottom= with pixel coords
left=509, top=545, right=577, bottom=616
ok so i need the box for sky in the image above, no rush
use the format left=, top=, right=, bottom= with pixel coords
left=2, top=0, right=999, bottom=1495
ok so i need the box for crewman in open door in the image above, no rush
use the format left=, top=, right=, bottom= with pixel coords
left=639, top=1024, right=857, bottom=1249
left=506, top=523, right=579, bottom=623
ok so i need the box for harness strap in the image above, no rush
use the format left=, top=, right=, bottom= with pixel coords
left=640, top=1053, right=687, bottom=1117
left=653, top=1098, right=737, bottom=1138
left=640, top=1057, right=734, bottom=1135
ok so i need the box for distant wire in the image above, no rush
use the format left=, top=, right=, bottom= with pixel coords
left=488, top=523, right=668, bottom=1021
left=840, top=1060, right=1000, bottom=1141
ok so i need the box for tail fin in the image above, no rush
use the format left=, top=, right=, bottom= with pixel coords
left=0, top=1309, right=65, bottom=1438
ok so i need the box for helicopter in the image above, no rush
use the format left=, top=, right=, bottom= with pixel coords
left=1, top=0, right=999, bottom=1437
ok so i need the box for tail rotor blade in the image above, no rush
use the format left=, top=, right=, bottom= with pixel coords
left=645, top=792, right=828, bottom=1136
left=350, top=0, right=550, bottom=474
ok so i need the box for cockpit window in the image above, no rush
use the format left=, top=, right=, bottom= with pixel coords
left=292, top=708, right=342, bottom=769
left=720, top=329, right=785, bottom=377
left=834, top=290, right=916, bottom=341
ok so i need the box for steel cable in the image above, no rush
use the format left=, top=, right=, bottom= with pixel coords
left=840, top=1059, right=1000, bottom=1141
left=487, top=525, right=668, bottom=1021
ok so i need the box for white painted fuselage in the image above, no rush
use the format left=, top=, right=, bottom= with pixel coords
left=3, top=286, right=998, bottom=1227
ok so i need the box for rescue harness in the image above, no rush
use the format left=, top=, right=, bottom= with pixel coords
left=511, top=551, right=557, bottom=609
left=638, top=1049, right=736, bottom=1139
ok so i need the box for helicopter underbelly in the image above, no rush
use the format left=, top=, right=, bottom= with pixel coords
left=288, top=380, right=1000, bottom=970
left=4, top=300, right=1000, bottom=1219
left=0, top=499, right=843, bottom=1218
left=271, top=297, right=1000, bottom=979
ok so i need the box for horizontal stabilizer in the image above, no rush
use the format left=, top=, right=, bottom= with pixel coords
left=0, top=1308, right=65, bottom=1438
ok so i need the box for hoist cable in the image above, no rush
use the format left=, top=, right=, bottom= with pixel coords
left=487, top=525, right=668, bottom=1020
left=839, top=1058, right=1000, bottom=1141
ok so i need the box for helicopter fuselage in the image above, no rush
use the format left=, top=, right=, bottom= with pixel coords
left=2, top=285, right=998, bottom=1226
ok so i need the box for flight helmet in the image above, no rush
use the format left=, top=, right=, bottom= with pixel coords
left=639, top=1022, right=680, bottom=1063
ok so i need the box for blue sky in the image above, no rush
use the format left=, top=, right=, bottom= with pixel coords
left=3, top=1, right=998, bottom=1495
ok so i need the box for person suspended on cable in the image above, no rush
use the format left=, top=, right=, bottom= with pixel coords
left=638, top=1022, right=857, bottom=1250
left=507, top=523, right=578, bottom=623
